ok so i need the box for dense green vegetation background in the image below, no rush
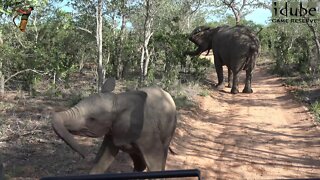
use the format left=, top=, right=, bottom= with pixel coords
left=0, top=0, right=319, bottom=106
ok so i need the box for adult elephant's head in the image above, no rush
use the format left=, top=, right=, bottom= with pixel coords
left=184, top=26, right=214, bottom=56
left=184, top=25, right=228, bottom=56
left=51, top=78, right=147, bottom=158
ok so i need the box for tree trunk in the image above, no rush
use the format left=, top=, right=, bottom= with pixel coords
left=187, top=15, right=190, bottom=31
left=306, top=22, right=320, bottom=72
left=110, top=11, right=116, bottom=77
left=143, top=44, right=150, bottom=77
left=235, top=14, right=241, bottom=25
left=143, top=26, right=153, bottom=77
left=96, top=0, right=104, bottom=92
left=79, top=52, right=85, bottom=73
left=0, top=61, right=4, bottom=96
left=0, top=34, right=3, bottom=96
left=53, top=72, right=56, bottom=85
left=223, top=0, right=245, bottom=25
left=140, top=0, right=154, bottom=83
left=140, top=46, right=145, bottom=83
left=116, top=10, right=127, bottom=79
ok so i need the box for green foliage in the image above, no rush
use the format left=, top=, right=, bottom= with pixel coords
left=173, top=95, right=196, bottom=109
left=151, top=30, right=210, bottom=88
left=198, top=89, right=210, bottom=97
left=151, top=32, right=184, bottom=85
left=0, top=3, right=89, bottom=91
left=260, top=22, right=318, bottom=76
left=0, top=0, right=317, bottom=104
left=190, top=57, right=211, bottom=79
left=290, top=88, right=308, bottom=102
left=1, top=0, right=38, bottom=15
left=0, top=0, right=216, bottom=95
left=311, top=101, right=320, bottom=122
left=67, top=92, right=83, bottom=107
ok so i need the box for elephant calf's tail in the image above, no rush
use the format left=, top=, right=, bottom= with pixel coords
left=168, top=113, right=178, bottom=155
left=169, top=146, right=177, bottom=155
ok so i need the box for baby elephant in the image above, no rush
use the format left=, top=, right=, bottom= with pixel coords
left=52, top=78, right=177, bottom=174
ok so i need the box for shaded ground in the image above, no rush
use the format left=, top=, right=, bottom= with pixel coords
left=167, top=66, right=320, bottom=179
left=1, top=65, right=320, bottom=179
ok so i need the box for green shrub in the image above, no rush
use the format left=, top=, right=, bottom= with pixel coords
left=173, top=95, right=196, bottom=109
left=198, top=89, right=210, bottom=97
left=311, top=101, right=320, bottom=122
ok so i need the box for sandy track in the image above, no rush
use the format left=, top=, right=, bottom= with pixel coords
left=2, top=65, right=320, bottom=179
left=166, top=66, right=320, bottom=179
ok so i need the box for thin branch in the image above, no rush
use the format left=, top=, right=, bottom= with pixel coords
left=223, top=0, right=238, bottom=17
left=4, top=69, right=45, bottom=84
left=145, top=32, right=154, bottom=46
left=242, top=10, right=253, bottom=17
left=223, top=0, right=234, bottom=6
left=190, top=0, right=201, bottom=15
left=251, top=2, right=272, bottom=9
left=32, top=12, right=38, bottom=44
left=240, top=0, right=247, bottom=12
left=14, top=32, right=27, bottom=49
left=75, top=27, right=93, bottom=35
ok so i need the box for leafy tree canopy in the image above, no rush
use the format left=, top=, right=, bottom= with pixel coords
left=0, top=0, right=43, bottom=15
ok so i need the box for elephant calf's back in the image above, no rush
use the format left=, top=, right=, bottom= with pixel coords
left=141, top=87, right=176, bottom=113
left=141, top=87, right=177, bottom=140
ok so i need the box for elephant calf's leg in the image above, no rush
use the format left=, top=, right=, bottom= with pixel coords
left=231, top=72, right=240, bottom=94
left=129, top=153, right=147, bottom=172
left=243, top=69, right=253, bottom=93
left=90, top=137, right=119, bottom=174
left=94, top=135, right=108, bottom=163
left=139, top=139, right=165, bottom=171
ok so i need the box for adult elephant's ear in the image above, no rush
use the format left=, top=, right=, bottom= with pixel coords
left=101, top=77, right=116, bottom=93
left=112, top=91, right=148, bottom=146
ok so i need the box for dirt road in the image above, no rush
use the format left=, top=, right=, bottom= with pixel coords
left=1, top=65, right=320, bottom=179
left=166, top=66, right=320, bottom=179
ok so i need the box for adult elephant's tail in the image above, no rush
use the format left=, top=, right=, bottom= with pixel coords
left=243, top=44, right=260, bottom=71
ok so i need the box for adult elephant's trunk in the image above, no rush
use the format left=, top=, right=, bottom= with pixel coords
left=184, top=28, right=212, bottom=57
left=52, top=110, right=87, bottom=158
left=184, top=47, right=204, bottom=56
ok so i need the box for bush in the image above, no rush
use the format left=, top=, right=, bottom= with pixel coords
left=311, top=101, right=320, bottom=122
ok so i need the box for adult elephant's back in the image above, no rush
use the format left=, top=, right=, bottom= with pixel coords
left=210, top=25, right=260, bottom=94
left=213, top=25, right=260, bottom=71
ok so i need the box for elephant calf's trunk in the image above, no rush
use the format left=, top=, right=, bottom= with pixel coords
left=52, top=113, right=87, bottom=158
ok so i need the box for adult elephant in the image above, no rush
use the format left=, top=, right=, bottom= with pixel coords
left=184, top=25, right=260, bottom=94
left=52, top=78, right=177, bottom=174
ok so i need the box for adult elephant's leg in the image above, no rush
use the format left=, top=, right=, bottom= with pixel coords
left=215, top=62, right=224, bottom=90
left=129, top=153, right=147, bottom=172
left=243, top=69, right=253, bottom=93
left=231, top=70, right=240, bottom=94
left=227, top=67, right=232, bottom=88
left=90, top=137, right=119, bottom=174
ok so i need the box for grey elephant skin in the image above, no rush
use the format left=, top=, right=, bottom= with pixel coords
left=52, top=78, right=177, bottom=174
left=185, top=25, right=260, bottom=94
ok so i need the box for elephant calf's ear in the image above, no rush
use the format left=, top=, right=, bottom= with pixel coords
left=101, top=77, right=116, bottom=93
